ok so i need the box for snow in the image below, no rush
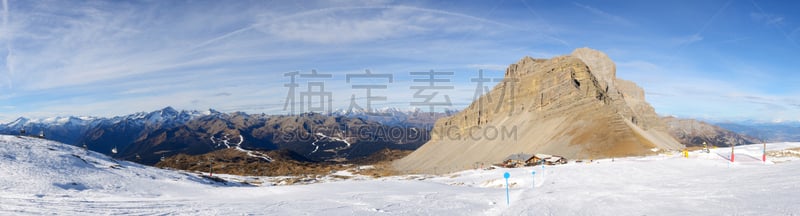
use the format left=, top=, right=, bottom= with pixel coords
left=2, top=135, right=800, bottom=215
left=211, top=133, right=273, bottom=162
left=16, top=116, right=96, bottom=125
left=233, top=145, right=273, bottom=162
left=310, top=132, right=351, bottom=155
left=1, top=108, right=211, bottom=138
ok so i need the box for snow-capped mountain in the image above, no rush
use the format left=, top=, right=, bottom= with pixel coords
left=0, top=107, right=225, bottom=162
left=0, top=107, right=430, bottom=165
left=0, top=107, right=441, bottom=147
left=102, top=106, right=209, bottom=129
left=4, top=116, right=97, bottom=129
left=0, top=116, right=100, bottom=145
left=0, top=107, right=208, bottom=146
left=1, top=106, right=208, bottom=130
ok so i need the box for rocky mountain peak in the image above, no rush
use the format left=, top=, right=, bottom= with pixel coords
left=6, top=117, right=30, bottom=128
left=395, top=48, right=683, bottom=174
left=571, top=47, right=617, bottom=92
left=161, top=106, right=179, bottom=115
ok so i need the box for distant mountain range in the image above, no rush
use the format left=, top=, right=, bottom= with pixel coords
left=662, top=117, right=763, bottom=147
left=331, top=107, right=457, bottom=129
left=2, top=104, right=785, bottom=169
left=715, top=121, right=800, bottom=142
left=0, top=107, right=444, bottom=165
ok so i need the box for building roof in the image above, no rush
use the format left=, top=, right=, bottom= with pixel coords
left=504, top=153, right=533, bottom=161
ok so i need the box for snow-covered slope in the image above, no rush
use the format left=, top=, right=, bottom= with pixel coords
left=0, top=136, right=222, bottom=195
left=425, top=143, right=800, bottom=215
left=1, top=135, right=799, bottom=215
left=0, top=135, right=237, bottom=214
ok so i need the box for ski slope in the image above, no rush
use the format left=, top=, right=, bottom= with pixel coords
left=1, top=135, right=799, bottom=215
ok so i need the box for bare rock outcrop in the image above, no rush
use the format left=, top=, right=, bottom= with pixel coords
left=394, top=48, right=683, bottom=174
left=571, top=47, right=616, bottom=93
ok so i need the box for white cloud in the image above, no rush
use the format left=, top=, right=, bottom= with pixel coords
left=617, top=60, right=661, bottom=73
left=614, top=55, right=800, bottom=122
left=466, top=64, right=507, bottom=71
left=750, top=12, right=784, bottom=25
left=3, top=0, right=791, bottom=124
left=716, top=37, right=748, bottom=44
left=572, top=2, right=633, bottom=26
left=4, top=1, right=275, bottom=91
left=263, top=13, right=422, bottom=44
left=1, top=2, right=524, bottom=95
left=1, top=0, right=12, bottom=89
left=673, top=34, right=703, bottom=46
left=252, top=6, right=510, bottom=44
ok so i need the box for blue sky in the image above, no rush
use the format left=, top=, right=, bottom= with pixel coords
left=0, top=0, right=798, bottom=123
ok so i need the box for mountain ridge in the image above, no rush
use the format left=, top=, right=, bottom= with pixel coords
left=662, top=116, right=763, bottom=147
left=0, top=107, right=437, bottom=165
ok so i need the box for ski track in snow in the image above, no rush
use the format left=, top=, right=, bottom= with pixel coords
left=309, top=134, right=321, bottom=154
left=309, top=132, right=351, bottom=155
left=211, top=134, right=273, bottom=162
left=228, top=134, right=273, bottom=162
left=234, top=146, right=272, bottom=162
left=0, top=196, right=205, bottom=215
left=2, top=135, right=800, bottom=215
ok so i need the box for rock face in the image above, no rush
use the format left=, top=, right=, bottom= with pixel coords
left=394, top=48, right=683, bottom=174
left=662, top=117, right=763, bottom=147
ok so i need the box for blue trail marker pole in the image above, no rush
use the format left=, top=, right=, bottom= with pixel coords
left=541, top=159, right=546, bottom=179
left=504, top=172, right=510, bottom=205
left=531, top=171, right=536, bottom=189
